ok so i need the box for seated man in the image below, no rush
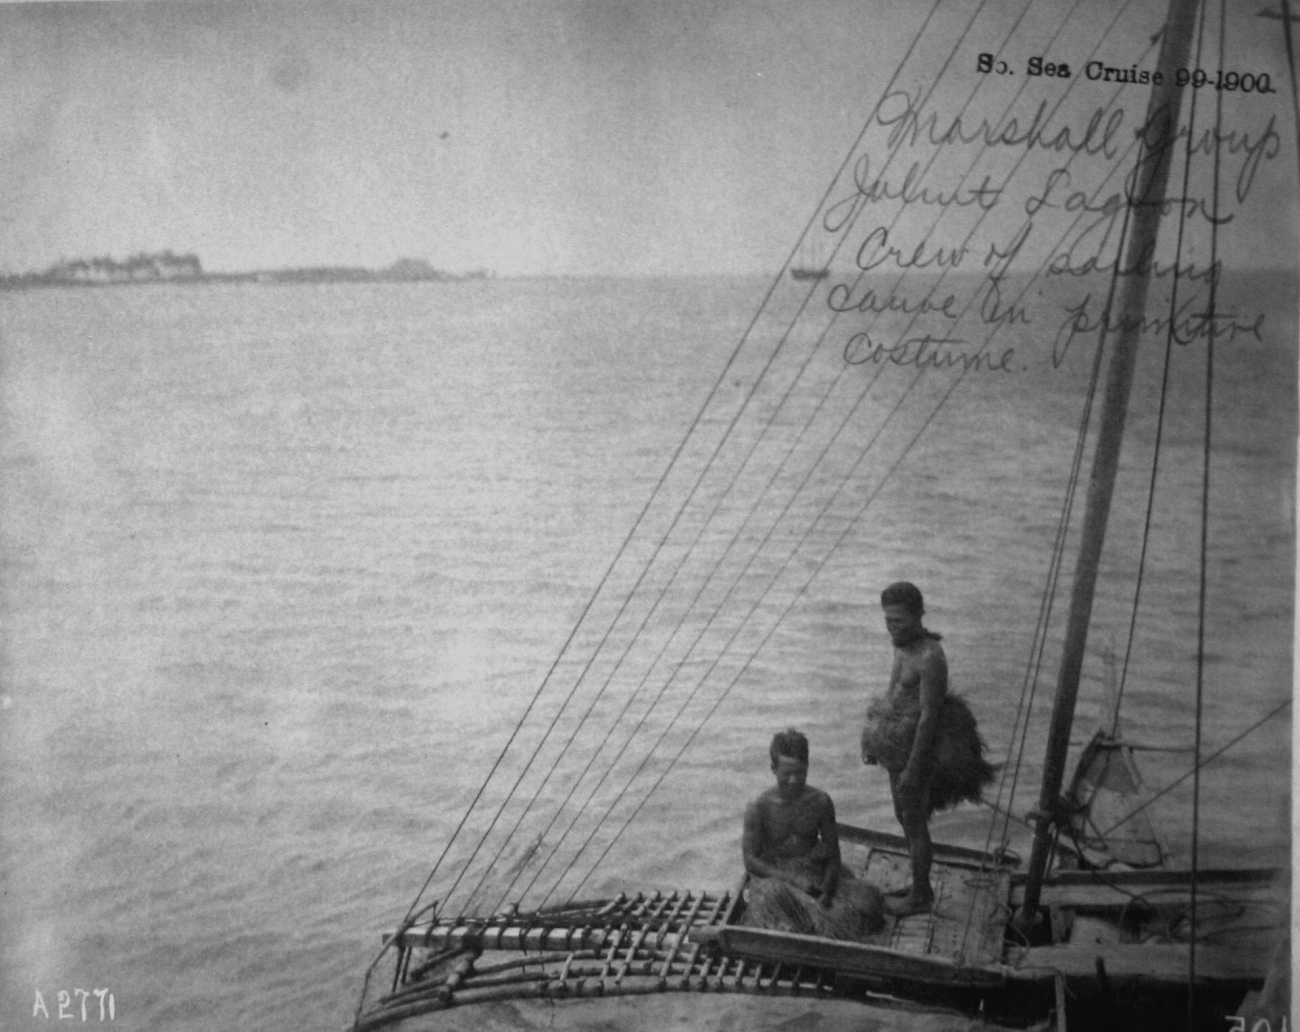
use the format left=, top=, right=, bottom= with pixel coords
left=742, top=729, right=884, bottom=940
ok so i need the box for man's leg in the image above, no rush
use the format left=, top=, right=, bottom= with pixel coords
left=888, top=777, right=934, bottom=916
left=902, top=809, right=934, bottom=908
left=884, top=774, right=912, bottom=896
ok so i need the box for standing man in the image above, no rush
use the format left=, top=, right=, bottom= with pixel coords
left=865, top=582, right=945, bottom=916
left=861, top=582, right=995, bottom=917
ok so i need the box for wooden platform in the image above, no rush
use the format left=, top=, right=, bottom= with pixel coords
left=390, top=890, right=738, bottom=955
left=362, top=891, right=847, bottom=1030
left=860, top=844, right=1009, bottom=969
left=698, top=830, right=1015, bottom=991
left=363, top=832, right=1020, bottom=1032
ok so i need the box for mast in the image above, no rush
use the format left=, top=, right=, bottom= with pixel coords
left=1016, top=0, right=1203, bottom=925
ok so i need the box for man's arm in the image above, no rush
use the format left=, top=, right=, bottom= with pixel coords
left=741, top=801, right=770, bottom=876
left=899, top=646, right=947, bottom=792
left=814, top=792, right=841, bottom=905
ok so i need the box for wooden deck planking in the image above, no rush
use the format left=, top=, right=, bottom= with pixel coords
left=862, top=848, right=1009, bottom=969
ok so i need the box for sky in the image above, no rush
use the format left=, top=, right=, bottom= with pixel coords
left=0, top=0, right=1295, bottom=276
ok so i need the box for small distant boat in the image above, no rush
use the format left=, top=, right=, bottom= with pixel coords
left=789, top=265, right=829, bottom=282
left=789, top=221, right=831, bottom=281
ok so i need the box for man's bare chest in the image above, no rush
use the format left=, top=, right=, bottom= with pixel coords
left=764, top=799, right=821, bottom=838
left=887, top=652, right=924, bottom=699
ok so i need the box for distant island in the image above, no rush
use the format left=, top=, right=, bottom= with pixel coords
left=0, top=251, right=490, bottom=290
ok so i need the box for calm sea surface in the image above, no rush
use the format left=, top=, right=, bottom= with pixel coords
left=1, top=275, right=1292, bottom=1031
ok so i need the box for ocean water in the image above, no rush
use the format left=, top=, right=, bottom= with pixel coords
left=0, top=274, right=1292, bottom=1031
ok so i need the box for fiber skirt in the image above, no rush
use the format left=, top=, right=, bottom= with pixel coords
left=861, top=693, right=998, bottom=815
left=743, top=855, right=885, bottom=940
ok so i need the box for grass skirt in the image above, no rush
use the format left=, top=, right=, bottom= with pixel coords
left=861, top=692, right=998, bottom=816
left=743, top=856, right=885, bottom=940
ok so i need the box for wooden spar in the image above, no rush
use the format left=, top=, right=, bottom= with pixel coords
left=1005, top=942, right=1275, bottom=985
left=1016, top=0, right=1204, bottom=926
left=835, top=822, right=1016, bottom=866
left=1009, top=872, right=1283, bottom=911
left=689, top=924, right=1005, bottom=988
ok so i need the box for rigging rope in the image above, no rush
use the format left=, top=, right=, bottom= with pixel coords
left=546, top=225, right=1139, bottom=911
left=474, top=0, right=1163, bottom=916
left=1114, top=1, right=1213, bottom=719
left=1187, top=0, right=1227, bottom=1014
left=457, top=0, right=1073, bottom=913
left=1094, top=697, right=1291, bottom=839
left=566, top=355, right=980, bottom=902
left=550, top=362, right=944, bottom=904
left=448, top=0, right=983, bottom=916
left=420, top=0, right=968, bottom=920
left=557, top=130, right=1173, bottom=907
left=1280, top=0, right=1300, bottom=189
left=492, top=354, right=902, bottom=909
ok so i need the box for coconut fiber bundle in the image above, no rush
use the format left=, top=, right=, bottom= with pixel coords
left=743, top=856, right=885, bottom=941
left=861, top=692, right=998, bottom=816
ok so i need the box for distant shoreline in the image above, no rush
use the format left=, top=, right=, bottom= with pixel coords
left=0, top=252, right=491, bottom=291
left=1, top=255, right=1290, bottom=292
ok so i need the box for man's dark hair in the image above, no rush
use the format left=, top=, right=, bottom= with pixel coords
left=881, top=581, right=925, bottom=615
left=770, top=728, right=809, bottom=767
